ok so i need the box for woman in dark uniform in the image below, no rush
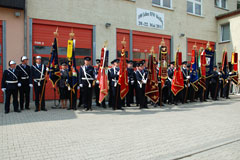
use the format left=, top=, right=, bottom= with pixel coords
left=58, top=62, right=68, bottom=109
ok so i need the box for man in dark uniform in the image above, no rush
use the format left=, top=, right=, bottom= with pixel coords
left=58, top=62, right=69, bottom=109
left=210, top=65, right=219, bottom=100
left=134, top=62, right=140, bottom=106
left=181, top=61, right=190, bottom=103
left=79, top=57, right=95, bottom=111
left=108, top=60, right=115, bottom=108
left=1, top=60, right=21, bottom=114
left=166, top=62, right=175, bottom=104
left=218, top=66, right=224, bottom=98
left=94, top=59, right=101, bottom=107
left=135, top=62, right=148, bottom=109
left=16, top=56, right=31, bottom=110
left=30, top=56, right=48, bottom=112
left=126, top=60, right=135, bottom=107
left=108, top=59, right=123, bottom=110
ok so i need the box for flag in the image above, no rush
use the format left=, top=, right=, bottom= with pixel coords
left=221, top=51, right=228, bottom=87
left=190, top=49, right=199, bottom=91
left=198, top=49, right=207, bottom=90
left=171, top=52, right=184, bottom=96
left=230, top=52, right=239, bottom=85
left=67, top=39, right=78, bottom=93
left=205, top=48, right=215, bottom=78
left=98, top=47, right=109, bottom=103
left=145, top=54, right=159, bottom=103
left=49, top=37, right=61, bottom=86
left=158, top=46, right=168, bottom=88
left=118, top=46, right=129, bottom=99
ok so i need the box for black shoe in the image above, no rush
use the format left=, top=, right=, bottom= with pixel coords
left=14, top=110, right=21, bottom=113
left=85, top=108, right=89, bottom=111
left=127, top=104, right=131, bottom=107
left=35, top=109, right=39, bottom=112
left=67, top=108, right=72, bottom=110
left=25, top=107, right=30, bottom=110
left=20, top=108, right=24, bottom=110
left=5, top=111, right=9, bottom=114
left=73, top=108, right=77, bottom=110
left=41, top=109, right=47, bottom=111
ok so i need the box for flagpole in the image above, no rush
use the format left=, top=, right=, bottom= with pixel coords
left=39, top=28, right=58, bottom=111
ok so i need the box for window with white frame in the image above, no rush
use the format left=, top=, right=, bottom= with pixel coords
left=215, top=0, right=227, bottom=9
left=187, top=0, right=202, bottom=16
left=152, top=0, right=172, bottom=9
left=221, top=23, right=230, bottom=42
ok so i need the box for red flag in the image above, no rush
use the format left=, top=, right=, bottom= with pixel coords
left=145, top=55, right=159, bottom=103
left=118, top=47, right=129, bottom=99
left=171, top=52, right=184, bottom=96
left=198, top=49, right=206, bottom=90
left=99, top=48, right=109, bottom=103
left=230, top=52, right=239, bottom=85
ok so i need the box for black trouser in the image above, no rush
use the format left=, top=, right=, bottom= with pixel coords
left=135, top=84, right=140, bottom=105
left=223, top=82, right=230, bottom=98
left=137, top=84, right=147, bottom=108
left=205, top=79, right=210, bottom=99
left=95, top=83, right=100, bottom=106
left=126, top=84, right=134, bottom=106
left=108, top=86, right=112, bottom=106
left=111, top=85, right=121, bottom=109
left=34, top=81, right=46, bottom=110
left=210, top=82, right=218, bottom=100
left=5, top=88, right=19, bottom=112
left=19, top=85, right=30, bottom=109
left=82, top=85, right=93, bottom=110
left=69, top=88, right=77, bottom=109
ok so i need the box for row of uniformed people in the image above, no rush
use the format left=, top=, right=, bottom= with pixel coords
left=1, top=56, right=232, bottom=114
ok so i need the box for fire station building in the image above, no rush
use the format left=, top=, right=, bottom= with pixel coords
left=0, top=0, right=240, bottom=102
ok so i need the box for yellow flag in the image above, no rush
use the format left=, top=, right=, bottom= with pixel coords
left=67, top=40, right=73, bottom=59
left=231, top=52, right=234, bottom=64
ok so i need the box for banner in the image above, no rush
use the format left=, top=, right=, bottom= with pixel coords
left=98, top=47, right=109, bottom=103
left=118, top=46, right=129, bottom=99
left=230, top=52, right=239, bottom=85
left=67, top=39, right=78, bottom=93
left=49, top=37, right=61, bottom=86
left=145, top=54, right=159, bottom=103
left=205, top=48, right=215, bottom=78
left=171, top=52, right=184, bottom=96
left=190, top=49, right=199, bottom=91
left=198, top=49, right=206, bottom=90
left=158, top=45, right=168, bottom=88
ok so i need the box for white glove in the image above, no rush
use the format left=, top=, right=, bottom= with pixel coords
left=96, top=80, right=99, bottom=84
left=187, top=76, right=190, bottom=79
left=131, top=80, right=134, bottom=85
left=229, top=72, right=232, bottom=75
left=77, top=86, right=80, bottom=90
left=46, top=67, right=49, bottom=72
left=79, top=84, right=83, bottom=87
left=29, top=84, right=33, bottom=88
left=218, top=72, right=222, bottom=75
left=1, top=88, right=6, bottom=92
left=117, top=72, right=120, bottom=75
left=18, top=83, right=22, bottom=87
left=142, top=80, right=147, bottom=84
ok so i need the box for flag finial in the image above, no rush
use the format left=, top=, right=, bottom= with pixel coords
left=193, top=42, right=197, bottom=49
left=121, top=37, right=126, bottom=48
left=54, top=27, right=59, bottom=37
left=69, top=29, right=75, bottom=39
left=177, top=45, right=180, bottom=52
left=150, top=46, right=154, bottom=54
left=161, top=38, right=165, bottom=46
left=206, top=41, right=210, bottom=49
left=104, top=40, right=108, bottom=48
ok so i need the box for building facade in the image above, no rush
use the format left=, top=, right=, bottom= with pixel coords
left=0, top=0, right=239, bottom=102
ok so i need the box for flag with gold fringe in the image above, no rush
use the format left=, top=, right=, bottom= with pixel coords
left=171, top=51, right=184, bottom=96
left=145, top=53, right=159, bottom=103
left=98, top=47, right=109, bottom=103
left=49, top=37, right=61, bottom=86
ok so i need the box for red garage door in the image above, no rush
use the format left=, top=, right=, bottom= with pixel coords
left=116, top=29, right=130, bottom=60
left=187, top=38, right=215, bottom=63
left=32, top=19, right=93, bottom=100
left=132, top=31, right=171, bottom=63
left=0, top=21, right=3, bottom=103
